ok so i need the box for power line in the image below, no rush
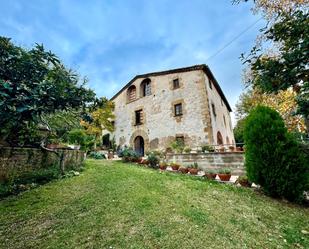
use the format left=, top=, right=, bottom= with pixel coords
left=205, top=17, right=263, bottom=62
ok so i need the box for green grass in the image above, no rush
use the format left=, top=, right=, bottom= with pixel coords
left=0, top=160, right=308, bottom=249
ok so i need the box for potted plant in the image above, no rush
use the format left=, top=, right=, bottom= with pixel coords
left=184, top=146, right=191, bottom=153
left=218, top=146, right=225, bottom=153
left=189, top=162, right=199, bottom=175
left=178, top=166, right=189, bottom=174
left=236, top=147, right=242, bottom=152
left=236, top=175, right=252, bottom=187
left=201, top=145, right=215, bottom=153
left=159, top=162, right=168, bottom=170
left=204, top=169, right=217, bottom=180
left=170, top=162, right=180, bottom=171
left=228, top=146, right=235, bottom=152
left=218, top=168, right=231, bottom=181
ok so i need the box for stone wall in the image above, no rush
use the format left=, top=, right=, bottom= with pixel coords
left=0, top=147, right=85, bottom=183
left=166, top=152, right=245, bottom=175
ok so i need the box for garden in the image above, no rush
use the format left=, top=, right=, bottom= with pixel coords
left=1, top=159, right=309, bottom=249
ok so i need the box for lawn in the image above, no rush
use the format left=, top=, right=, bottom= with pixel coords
left=0, top=160, right=308, bottom=249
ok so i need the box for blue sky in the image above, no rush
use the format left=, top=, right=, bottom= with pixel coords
left=0, top=0, right=264, bottom=123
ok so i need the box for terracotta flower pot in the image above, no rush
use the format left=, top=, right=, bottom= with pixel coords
left=171, top=165, right=180, bottom=171
left=178, top=167, right=189, bottom=174
left=159, top=164, right=167, bottom=170
left=239, top=181, right=251, bottom=187
left=108, top=153, right=114, bottom=159
left=229, top=146, right=235, bottom=152
left=204, top=173, right=217, bottom=180
left=189, top=168, right=199, bottom=175
left=218, top=174, right=231, bottom=181
left=236, top=147, right=242, bottom=152
left=219, top=147, right=225, bottom=152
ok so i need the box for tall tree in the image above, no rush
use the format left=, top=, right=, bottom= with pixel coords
left=81, top=97, right=115, bottom=150
left=0, top=37, right=95, bottom=146
left=235, top=88, right=306, bottom=132
left=234, top=1, right=309, bottom=133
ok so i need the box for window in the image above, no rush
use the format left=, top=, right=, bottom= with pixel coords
left=174, top=103, right=183, bottom=116
left=209, top=79, right=212, bottom=89
left=127, top=85, right=136, bottom=102
left=135, top=109, right=143, bottom=125
left=173, top=78, right=180, bottom=89
left=141, top=78, right=151, bottom=97
left=223, top=115, right=226, bottom=127
left=211, top=103, right=216, bottom=118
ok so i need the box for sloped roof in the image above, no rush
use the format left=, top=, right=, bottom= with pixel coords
left=110, top=64, right=232, bottom=112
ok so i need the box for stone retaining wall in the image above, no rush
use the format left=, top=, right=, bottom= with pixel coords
left=0, top=147, right=85, bottom=183
left=166, top=152, right=245, bottom=175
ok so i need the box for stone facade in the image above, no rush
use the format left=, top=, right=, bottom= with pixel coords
left=166, top=152, right=245, bottom=175
left=110, top=65, right=235, bottom=155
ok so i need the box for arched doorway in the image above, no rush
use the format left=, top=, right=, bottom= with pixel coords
left=217, top=131, right=223, bottom=145
left=134, top=136, right=144, bottom=156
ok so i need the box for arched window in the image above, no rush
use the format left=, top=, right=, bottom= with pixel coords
left=217, top=131, right=223, bottom=145
left=226, top=136, right=230, bottom=145
left=127, top=85, right=136, bottom=102
left=140, top=78, right=151, bottom=97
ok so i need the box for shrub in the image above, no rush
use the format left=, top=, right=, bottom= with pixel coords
left=218, top=168, right=231, bottom=174
left=170, top=140, right=184, bottom=153
left=244, top=106, right=309, bottom=203
left=190, top=162, right=198, bottom=169
left=88, top=151, right=106, bottom=159
left=201, top=145, right=215, bottom=153
left=184, top=146, right=191, bottom=153
left=121, top=148, right=139, bottom=162
left=146, top=151, right=160, bottom=169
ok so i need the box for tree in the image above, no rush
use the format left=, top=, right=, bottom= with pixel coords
left=244, top=106, right=308, bottom=203
left=81, top=98, right=115, bottom=150
left=233, top=118, right=247, bottom=145
left=235, top=88, right=306, bottom=132
left=0, top=37, right=96, bottom=146
left=234, top=2, right=309, bottom=133
left=43, top=109, right=83, bottom=141
left=233, top=0, right=308, bottom=18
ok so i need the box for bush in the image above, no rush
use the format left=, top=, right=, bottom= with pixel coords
left=244, top=106, right=309, bottom=203
left=170, top=140, right=184, bottom=153
left=184, top=147, right=191, bottom=153
left=201, top=145, right=215, bottom=153
left=218, top=168, right=231, bottom=174
left=121, top=148, right=139, bottom=162
left=146, top=151, right=160, bottom=169
left=67, top=129, right=95, bottom=151
left=88, top=151, right=106, bottom=159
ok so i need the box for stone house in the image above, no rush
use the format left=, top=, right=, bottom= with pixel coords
left=109, top=64, right=235, bottom=155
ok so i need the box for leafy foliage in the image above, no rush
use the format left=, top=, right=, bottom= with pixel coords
left=170, top=139, right=185, bottom=153
left=201, top=145, right=215, bottom=152
left=0, top=37, right=95, bottom=146
left=88, top=151, right=106, bottom=160
left=67, top=129, right=95, bottom=151
left=240, top=9, right=309, bottom=132
left=146, top=151, right=161, bottom=169
left=235, top=88, right=306, bottom=132
left=81, top=97, right=115, bottom=149
left=233, top=118, right=246, bottom=145
left=120, top=148, right=139, bottom=162
left=244, top=106, right=308, bottom=203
